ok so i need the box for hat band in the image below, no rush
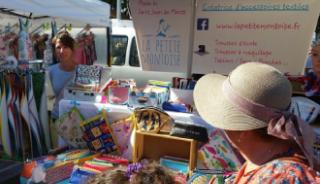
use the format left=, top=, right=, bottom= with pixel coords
left=222, top=78, right=315, bottom=167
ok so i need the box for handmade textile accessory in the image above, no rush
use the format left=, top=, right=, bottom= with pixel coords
left=143, top=80, right=171, bottom=107
left=45, top=162, right=74, bottom=184
left=125, top=163, right=143, bottom=178
left=74, top=64, right=102, bottom=91
left=198, top=129, right=242, bottom=171
left=128, top=89, right=155, bottom=108
left=57, top=149, right=92, bottom=162
left=94, top=154, right=129, bottom=166
left=108, top=86, right=130, bottom=105
left=162, top=101, right=193, bottom=113
left=111, top=116, right=134, bottom=159
left=159, top=156, right=189, bottom=174
left=68, top=166, right=98, bottom=184
left=289, top=96, right=320, bottom=124
left=107, top=79, right=135, bottom=105
left=56, top=107, right=86, bottom=148
left=133, top=106, right=173, bottom=133
left=82, top=160, right=114, bottom=171
left=187, top=170, right=224, bottom=184
left=80, top=110, right=120, bottom=154
left=194, top=62, right=316, bottom=167
left=170, top=122, right=208, bottom=142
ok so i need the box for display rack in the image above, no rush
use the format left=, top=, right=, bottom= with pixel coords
left=133, top=131, right=197, bottom=175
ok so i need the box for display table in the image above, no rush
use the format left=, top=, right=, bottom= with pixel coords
left=59, top=99, right=214, bottom=130
left=133, top=131, right=198, bottom=175
left=59, top=100, right=132, bottom=123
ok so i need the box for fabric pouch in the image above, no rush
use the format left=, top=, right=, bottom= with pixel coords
left=75, top=65, right=102, bottom=91
left=187, top=170, right=225, bottom=184
left=80, top=110, right=120, bottom=154
left=68, top=166, right=99, bottom=184
left=93, top=154, right=129, bottom=166
left=162, top=101, right=192, bottom=113
left=45, top=162, right=74, bottom=184
left=108, top=86, right=129, bottom=105
left=197, top=129, right=243, bottom=171
left=290, top=96, right=320, bottom=124
left=170, top=122, right=208, bottom=142
left=110, top=115, right=134, bottom=160
left=133, top=106, right=173, bottom=133
left=128, top=90, right=155, bottom=108
left=56, top=107, right=86, bottom=148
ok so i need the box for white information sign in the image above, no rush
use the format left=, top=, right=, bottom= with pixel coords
left=129, top=0, right=194, bottom=73
left=192, top=0, right=320, bottom=75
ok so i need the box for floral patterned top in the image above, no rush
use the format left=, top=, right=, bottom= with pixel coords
left=304, top=71, right=320, bottom=97
left=231, top=157, right=320, bottom=184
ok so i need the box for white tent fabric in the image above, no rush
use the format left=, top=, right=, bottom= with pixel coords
left=0, top=0, right=110, bottom=27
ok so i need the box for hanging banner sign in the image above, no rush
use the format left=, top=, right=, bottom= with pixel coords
left=129, top=0, right=193, bottom=73
left=192, top=0, right=320, bottom=75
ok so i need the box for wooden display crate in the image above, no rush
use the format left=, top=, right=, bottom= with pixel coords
left=133, top=131, right=197, bottom=174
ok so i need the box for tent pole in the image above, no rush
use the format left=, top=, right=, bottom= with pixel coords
left=116, top=0, right=121, bottom=20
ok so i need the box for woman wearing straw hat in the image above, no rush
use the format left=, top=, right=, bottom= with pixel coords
left=194, top=62, right=319, bottom=183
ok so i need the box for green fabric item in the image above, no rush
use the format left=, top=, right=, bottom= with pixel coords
left=32, top=72, right=45, bottom=112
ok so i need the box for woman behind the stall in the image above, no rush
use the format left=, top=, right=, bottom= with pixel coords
left=46, top=31, right=78, bottom=148
left=194, top=62, right=319, bottom=183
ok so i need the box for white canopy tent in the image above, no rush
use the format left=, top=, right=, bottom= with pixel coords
left=0, top=0, right=111, bottom=65
left=0, top=0, right=111, bottom=27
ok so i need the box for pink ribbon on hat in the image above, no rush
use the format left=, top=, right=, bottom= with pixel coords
left=222, top=79, right=315, bottom=168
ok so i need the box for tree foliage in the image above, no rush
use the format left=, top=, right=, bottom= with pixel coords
left=101, top=0, right=130, bottom=19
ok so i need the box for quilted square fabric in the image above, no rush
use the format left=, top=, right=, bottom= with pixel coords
left=111, top=116, right=134, bottom=160
left=80, top=110, right=120, bottom=154
left=198, top=129, right=243, bottom=171
left=56, top=107, right=86, bottom=148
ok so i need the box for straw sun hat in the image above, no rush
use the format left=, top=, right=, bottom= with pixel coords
left=193, top=62, right=292, bottom=131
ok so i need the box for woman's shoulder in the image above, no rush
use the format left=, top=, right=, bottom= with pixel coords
left=266, top=157, right=312, bottom=171
left=254, top=157, right=319, bottom=183
left=48, top=63, right=60, bottom=72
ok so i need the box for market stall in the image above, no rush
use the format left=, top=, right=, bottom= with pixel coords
left=2, top=0, right=320, bottom=183
left=0, top=0, right=111, bottom=27
left=0, top=1, right=111, bottom=183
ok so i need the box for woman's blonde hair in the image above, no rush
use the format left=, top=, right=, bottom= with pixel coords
left=130, top=162, right=175, bottom=184
left=85, top=162, right=177, bottom=184
left=86, top=167, right=129, bottom=184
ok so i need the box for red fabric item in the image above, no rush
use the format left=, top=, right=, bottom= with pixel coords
left=94, top=154, right=129, bottom=166
left=82, top=162, right=114, bottom=172
left=45, top=162, right=74, bottom=184
left=73, top=45, right=87, bottom=65
left=21, top=160, right=36, bottom=178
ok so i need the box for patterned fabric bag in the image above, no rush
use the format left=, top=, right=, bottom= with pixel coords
left=56, top=107, right=86, bottom=148
left=133, top=106, right=173, bottom=133
left=108, top=86, right=130, bottom=105
left=110, top=115, right=134, bottom=160
left=45, top=162, right=74, bottom=184
left=75, top=65, right=102, bottom=90
left=198, top=129, right=243, bottom=171
left=170, top=122, right=209, bottom=142
left=187, top=170, right=226, bottom=184
left=80, top=110, right=120, bottom=154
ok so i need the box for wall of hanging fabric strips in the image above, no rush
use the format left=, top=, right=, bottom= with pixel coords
left=0, top=67, right=50, bottom=161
